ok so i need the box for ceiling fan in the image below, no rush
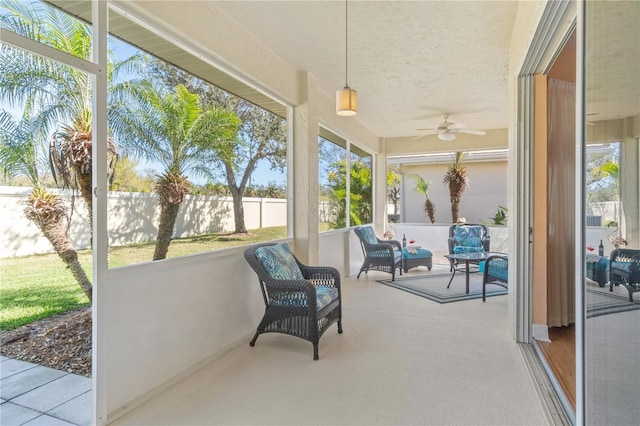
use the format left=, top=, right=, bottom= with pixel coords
left=416, top=114, right=486, bottom=141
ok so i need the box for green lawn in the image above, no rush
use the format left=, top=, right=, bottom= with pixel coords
left=0, top=224, right=342, bottom=331
left=1, top=226, right=292, bottom=331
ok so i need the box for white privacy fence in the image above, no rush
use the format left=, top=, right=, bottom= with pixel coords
left=2, top=185, right=619, bottom=259
left=0, top=186, right=287, bottom=258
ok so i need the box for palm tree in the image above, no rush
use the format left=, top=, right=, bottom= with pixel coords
left=118, top=83, right=240, bottom=260
left=387, top=170, right=401, bottom=221
left=0, top=0, right=139, bottom=230
left=146, top=60, right=288, bottom=234
left=0, top=110, right=92, bottom=301
left=442, top=151, right=469, bottom=223
left=408, top=173, right=436, bottom=223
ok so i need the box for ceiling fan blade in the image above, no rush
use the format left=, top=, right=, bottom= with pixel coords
left=416, top=128, right=438, bottom=131
left=456, top=129, right=486, bottom=135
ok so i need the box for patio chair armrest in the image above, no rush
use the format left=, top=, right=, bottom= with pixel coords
left=377, top=238, right=401, bottom=251
left=264, top=278, right=319, bottom=310
left=264, top=278, right=316, bottom=294
left=365, top=242, right=395, bottom=251
left=298, top=264, right=342, bottom=292
left=482, top=235, right=491, bottom=251
left=483, top=254, right=509, bottom=284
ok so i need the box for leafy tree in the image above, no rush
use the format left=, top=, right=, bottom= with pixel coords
left=147, top=60, right=287, bottom=233
left=0, top=110, right=92, bottom=301
left=442, top=152, right=469, bottom=223
left=590, top=160, right=619, bottom=198
left=327, top=160, right=372, bottom=228
left=482, top=205, right=508, bottom=226
left=193, top=182, right=231, bottom=196
left=408, top=173, right=436, bottom=223
left=110, top=155, right=155, bottom=193
left=117, top=83, right=240, bottom=260
left=387, top=169, right=401, bottom=221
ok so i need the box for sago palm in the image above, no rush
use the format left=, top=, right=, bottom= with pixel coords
left=0, top=111, right=92, bottom=301
left=442, top=151, right=469, bottom=223
left=1, top=0, right=140, bottom=229
left=408, top=173, right=436, bottom=223
left=118, top=83, right=240, bottom=260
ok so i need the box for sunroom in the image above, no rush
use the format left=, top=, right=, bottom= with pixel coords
left=1, top=1, right=638, bottom=425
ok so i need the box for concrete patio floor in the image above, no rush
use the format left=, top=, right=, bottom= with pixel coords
left=111, top=267, right=561, bottom=425
left=1, top=266, right=568, bottom=425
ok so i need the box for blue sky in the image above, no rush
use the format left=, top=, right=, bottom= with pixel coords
left=110, top=39, right=287, bottom=187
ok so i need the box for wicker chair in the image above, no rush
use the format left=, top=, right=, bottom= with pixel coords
left=609, top=248, right=640, bottom=302
left=482, top=254, right=508, bottom=301
left=447, top=223, right=490, bottom=271
left=244, top=243, right=342, bottom=360
left=354, top=226, right=403, bottom=281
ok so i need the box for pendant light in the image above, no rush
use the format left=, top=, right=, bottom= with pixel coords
left=336, top=0, right=357, bottom=116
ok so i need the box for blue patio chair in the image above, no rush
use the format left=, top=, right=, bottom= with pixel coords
left=447, top=223, right=490, bottom=271
left=244, top=242, right=343, bottom=360
left=354, top=225, right=403, bottom=281
left=482, top=254, right=508, bottom=301
left=609, top=248, right=640, bottom=302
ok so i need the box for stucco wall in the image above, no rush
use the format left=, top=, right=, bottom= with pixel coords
left=400, top=160, right=508, bottom=225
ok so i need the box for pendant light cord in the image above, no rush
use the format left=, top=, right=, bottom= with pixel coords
left=345, top=0, right=348, bottom=87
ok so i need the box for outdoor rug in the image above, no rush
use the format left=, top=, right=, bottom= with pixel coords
left=376, top=271, right=507, bottom=304
left=587, top=288, right=640, bottom=318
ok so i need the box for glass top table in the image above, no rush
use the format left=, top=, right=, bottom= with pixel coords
left=445, top=251, right=495, bottom=294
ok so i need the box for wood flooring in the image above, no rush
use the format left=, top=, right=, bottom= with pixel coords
left=536, top=325, right=576, bottom=411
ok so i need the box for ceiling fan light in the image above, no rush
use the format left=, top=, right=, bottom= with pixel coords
left=438, top=131, right=455, bottom=141
left=336, top=86, right=357, bottom=116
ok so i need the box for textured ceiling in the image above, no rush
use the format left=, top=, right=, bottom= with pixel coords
left=213, top=1, right=519, bottom=138
left=586, top=1, right=640, bottom=121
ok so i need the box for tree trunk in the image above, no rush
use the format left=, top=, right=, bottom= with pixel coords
left=451, top=200, right=459, bottom=223
left=224, top=159, right=256, bottom=235
left=76, top=169, right=93, bottom=231
left=230, top=187, right=247, bottom=234
left=153, top=201, right=181, bottom=260
left=449, top=185, right=460, bottom=223
left=41, top=219, right=92, bottom=302
left=425, top=198, right=436, bottom=224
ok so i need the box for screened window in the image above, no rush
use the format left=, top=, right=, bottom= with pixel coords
left=105, top=8, right=289, bottom=267
left=350, top=146, right=373, bottom=226
left=387, top=168, right=401, bottom=223
left=318, top=128, right=347, bottom=230
left=0, top=1, right=289, bottom=271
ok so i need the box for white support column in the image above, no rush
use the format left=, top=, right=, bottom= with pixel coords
left=92, top=1, right=108, bottom=424
left=292, top=71, right=319, bottom=264
left=374, top=151, right=387, bottom=235
left=620, top=133, right=640, bottom=247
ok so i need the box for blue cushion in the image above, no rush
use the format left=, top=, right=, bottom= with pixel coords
left=402, top=248, right=433, bottom=259
left=487, top=259, right=508, bottom=281
left=454, top=225, right=484, bottom=250
left=453, top=245, right=484, bottom=254
left=269, top=286, right=339, bottom=311
left=255, top=243, right=304, bottom=280
left=357, top=226, right=378, bottom=244
left=611, top=261, right=637, bottom=274
left=594, top=258, right=609, bottom=271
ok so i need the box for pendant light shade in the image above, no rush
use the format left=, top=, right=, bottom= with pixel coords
left=336, top=86, right=357, bottom=116
left=336, top=0, right=357, bottom=116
